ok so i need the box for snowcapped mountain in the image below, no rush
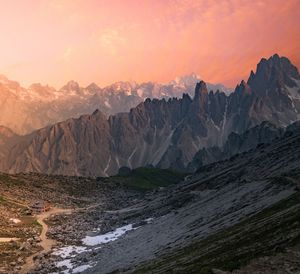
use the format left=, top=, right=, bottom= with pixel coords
left=169, top=73, right=232, bottom=95
left=1, top=54, right=299, bottom=177
left=0, top=74, right=231, bottom=134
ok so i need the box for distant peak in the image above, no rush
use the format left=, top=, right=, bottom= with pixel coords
left=61, top=80, right=80, bottom=91
left=0, top=74, right=9, bottom=81
left=86, top=82, right=100, bottom=91
left=170, top=73, right=201, bottom=86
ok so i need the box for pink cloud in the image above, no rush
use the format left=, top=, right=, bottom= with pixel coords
left=0, top=0, right=299, bottom=88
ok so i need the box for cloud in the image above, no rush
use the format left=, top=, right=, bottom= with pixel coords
left=99, top=28, right=126, bottom=55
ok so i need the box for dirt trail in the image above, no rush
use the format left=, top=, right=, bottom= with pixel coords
left=0, top=237, right=19, bottom=243
left=20, top=207, right=73, bottom=274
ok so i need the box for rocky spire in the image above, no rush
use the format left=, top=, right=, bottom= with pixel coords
left=194, top=81, right=208, bottom=100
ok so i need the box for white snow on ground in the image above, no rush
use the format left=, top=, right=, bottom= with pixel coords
left=9, top=218, right=21, bottom=224
left=53, top=245, right=87, bottom=258
left=103, top=155, right=111, bottom=177
left=104, top=100, right=111, bottom=109
left=54, top=259, right=94, bottom=274
left=82, top=224, right=138, bottom=246
left=222, top=100, right=228, bottom=134
left=287, top=94, right=298, bottom=113
left=145, top=218, right=154, bottom=223
left=53, top=219, right=154, bottom=273
left=82, top=218, right=154, bottom=246
left=127, top=148, right=137, bottom=169
left=56, top=259, right=73, bottom=268
left=286, top=79, right=300, bottom=99
left=73, top=264, right=93, bottom=273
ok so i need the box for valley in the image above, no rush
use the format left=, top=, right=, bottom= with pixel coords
left=0, top=123, right=299, bottom=273
left=0, top=54, right=300, bottom=274
left=1, top=1, right=299, bottom=272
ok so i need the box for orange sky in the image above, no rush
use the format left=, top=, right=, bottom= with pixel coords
left=0, top=0, right=299, bottom=88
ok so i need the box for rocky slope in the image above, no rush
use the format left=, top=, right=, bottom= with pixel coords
left=0, top=126, right=21, bottom=158
left=0, top=120, right=299, bottom=274
left=0, top=54, right=299, bottom=177
left=83, top=119, right=300, bottom=274
left=0, top=73, right=230, bottom=135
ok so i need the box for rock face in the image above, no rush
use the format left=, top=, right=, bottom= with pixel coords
left=187, top=121, right=286, bottom=172
left=0, top=126, right=20, bottom=158
left=0, top=73, right=231, bottom=135
left=0, top=54, right=299, bottom=177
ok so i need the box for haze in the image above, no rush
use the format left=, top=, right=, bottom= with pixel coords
left=0, top=0, right=299, bottom=88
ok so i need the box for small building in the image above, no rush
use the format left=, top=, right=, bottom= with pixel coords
left=30, top=201, right=51, bottom=214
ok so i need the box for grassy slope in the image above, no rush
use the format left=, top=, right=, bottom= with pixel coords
left=134, top=177, right=300, bottom=274
left=104, top=167, right=186, bottom=190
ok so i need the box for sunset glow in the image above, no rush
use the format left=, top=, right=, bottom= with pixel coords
left=0, top=0, right=299, bottom=88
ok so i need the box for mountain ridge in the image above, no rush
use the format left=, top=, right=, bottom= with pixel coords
left=0, top=54, right=299, bottom=176
left=0, top=73, right=231, bottom=135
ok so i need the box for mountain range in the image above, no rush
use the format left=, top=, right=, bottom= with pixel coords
left=0, top=54, right=299, bottom=177
left=187, top=120, right=300, bottom=172
left=0, top=73, right=230, bottom=135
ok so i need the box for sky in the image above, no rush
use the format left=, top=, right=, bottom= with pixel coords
left=0, top=0, right=299, bottom=89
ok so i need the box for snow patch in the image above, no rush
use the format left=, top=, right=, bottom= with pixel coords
left=53, top=245, right=87, bottom=258
left=104, top=100, right=111, bottom=109
left=286, top=79, right=300, bottom=100
left=82, top=224, right=138, bottom=246
left=73, top=264, right=93, bottom=273
left=9, top=218, right=21, bottom=224
left=136, top=88, right=144, bottom=97
left=128, top=148, right=137, bottom=169
left=56, top=259, right=73, bottom=268
left=103, top=155, right=111, bottom=177
left=55, top=259, right=94, bottom=274
left=82, top=218, right=154, bottom=247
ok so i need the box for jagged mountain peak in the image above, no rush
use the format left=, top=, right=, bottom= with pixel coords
left=28, top=83, right=56, bottom=92
left=107, top=81, right=138, bottom=92
left=235, top=80, right=252, bottom=95
left=1, top=54, right=300, bottom=176
left=60, top=80, right=81, bottom=92
left=247, top=54, right=300, bottom=92
left=86, top=82, right=101, bottom=92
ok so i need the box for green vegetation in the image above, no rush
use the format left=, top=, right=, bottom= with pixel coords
left=105, top=167, right=186, bottom=190
left=31, top=220, right=41, bottom=227
left=0, top=173, right=23, bottom=186
left=135, top=190, right=300, bottom=273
